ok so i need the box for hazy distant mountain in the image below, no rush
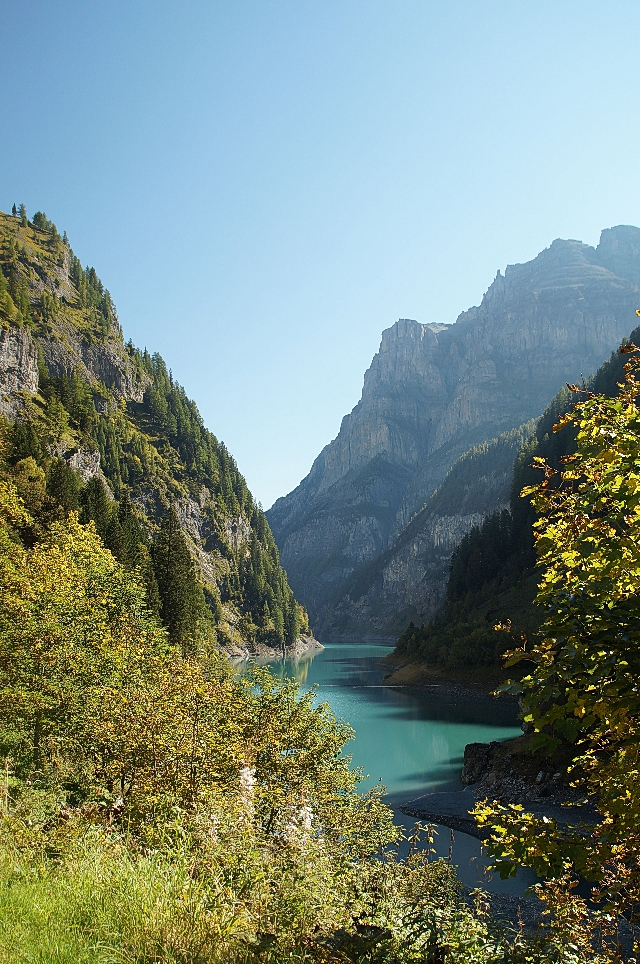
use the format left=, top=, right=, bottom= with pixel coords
left=268, top=226, right=640, bottom=638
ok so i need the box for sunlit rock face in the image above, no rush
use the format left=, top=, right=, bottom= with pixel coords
left=267, top=227, right=640, bottom=638
left=0, top=326, right=39, bottom=416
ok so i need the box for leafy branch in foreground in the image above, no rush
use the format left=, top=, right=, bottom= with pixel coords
left=475, top=342, right=640, bottom=948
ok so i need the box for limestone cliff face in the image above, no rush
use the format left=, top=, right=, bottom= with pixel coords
left=313, top=424, right=533, bottom=637
left=268, top=227, right=640, bottom=638
left=0, top=326, right=39, bottom=416
left=0, top=321, right=148, bottom=416
left=42, top=337, right=147, bottom=404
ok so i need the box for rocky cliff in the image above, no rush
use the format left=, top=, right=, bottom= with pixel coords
left=268, top=227, right=640, bottom=638
left=315, top=422, right=535, bottom=637
left=0, top=326, right=39, bottom=416
left=0, top=209, right=312, bottom=657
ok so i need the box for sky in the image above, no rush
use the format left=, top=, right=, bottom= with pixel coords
left=2, top=1, right=640, bottom=508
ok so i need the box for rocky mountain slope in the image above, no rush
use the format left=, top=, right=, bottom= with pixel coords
left=0, top=208, right=311, bottom=656
left=268, top=226, right=640, bottom=638
left=316, top=421, right=536, bottom=638
left=391, top=332, right=639, bottom=672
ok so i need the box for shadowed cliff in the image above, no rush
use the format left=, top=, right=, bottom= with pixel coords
left=268, top=227, right=640, bottom=638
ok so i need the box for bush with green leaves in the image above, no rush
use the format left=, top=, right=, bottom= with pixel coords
left=0, top=472, right=619, bottom=961
left=475, top=344, right=640, bottom=958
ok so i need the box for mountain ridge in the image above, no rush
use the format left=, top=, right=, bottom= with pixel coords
left=0, top=207, right=312, bottom=657
left=268, top=227, right=640, bottom=638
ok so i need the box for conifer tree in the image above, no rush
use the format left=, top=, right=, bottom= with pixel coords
left=32, top=212, right=50, bottom=232
left=108, top=494, right=143, bottom=568
left=9, top=421, right=45, bottom=466
left=140, top=550, right=162, bottom=618
left=46, top=458, right=81, bottom=514
left=79, top=476, right=111, bottom=542
left=151, top=508, right=207, bottom=653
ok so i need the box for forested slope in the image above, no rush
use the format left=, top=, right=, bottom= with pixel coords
left=395, top=329, right=639, bottom=669
left=0, top=207, right=308, bottom=654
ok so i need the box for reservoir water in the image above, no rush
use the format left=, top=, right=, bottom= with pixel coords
left=258, top=640, right=532, bottom=893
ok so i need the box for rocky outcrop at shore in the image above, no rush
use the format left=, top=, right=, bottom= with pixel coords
left=461, top=735, right=580, bottom=805
left=401, top=733, right=597, bottom=839
left=224, top=634, right=324, bottom=662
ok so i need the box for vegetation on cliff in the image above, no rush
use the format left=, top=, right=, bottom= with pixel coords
left=0, top=206, right=307, bottom=653
left=396, top=330, right=639, bottom=669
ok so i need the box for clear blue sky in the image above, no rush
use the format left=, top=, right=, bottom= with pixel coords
left=3, top=1, right=640, bottom=507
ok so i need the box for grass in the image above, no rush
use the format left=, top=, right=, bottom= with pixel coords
left=0, top=834, right=243, bottom=964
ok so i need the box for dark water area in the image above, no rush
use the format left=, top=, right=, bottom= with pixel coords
left=250, top=641, right=535, bottom=894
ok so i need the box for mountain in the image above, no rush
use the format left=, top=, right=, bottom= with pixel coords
left=0, top=207, right=312, bottom=657
left=267, top=227, right=640, bottom=639
left=391, top=333, right=639, bottom=673
left=314, top=421, right=536, bottom=638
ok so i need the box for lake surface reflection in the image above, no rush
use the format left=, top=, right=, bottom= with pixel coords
left=251, top=640, right=533, bottom=893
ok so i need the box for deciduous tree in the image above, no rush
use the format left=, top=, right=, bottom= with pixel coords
left=476, top=343, right=640, bottom=934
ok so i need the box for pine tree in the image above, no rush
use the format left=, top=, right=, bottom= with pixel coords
left=9, top=422, right=45, bottom=465
left=18, top=204, right=27, bottom=227
left=151, top=508, right=208, bottom=654
left=79, top=477, right=111, bottom=542
left=46, top=459, right=81, bottom=513
left=32, top=212, right=51, bottom=233
left=140, top=550, right=162, bottom=618
left=111, top=494, right=145, bottom=568
left=11, top=204, right=16, bottom=217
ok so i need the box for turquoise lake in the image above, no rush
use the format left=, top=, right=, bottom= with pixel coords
left=256, top=640, right=533, bottom=893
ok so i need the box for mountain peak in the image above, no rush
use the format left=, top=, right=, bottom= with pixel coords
left=596, top=224, right=640, bottom=287
left=268, top=225, right=640, bottom=638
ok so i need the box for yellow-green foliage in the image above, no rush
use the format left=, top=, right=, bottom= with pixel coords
left=0, top=480, right=371, bottom=838
left=476, top=346, right=640, bottom=949
left=0, top=285, right=19, bottom=329
left=0, top=476, right=612, bottom=962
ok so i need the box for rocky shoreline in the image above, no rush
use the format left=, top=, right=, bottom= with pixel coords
left=400, top=733, right=597, bottom=840
left=224, top=633, right=324, bottom=662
